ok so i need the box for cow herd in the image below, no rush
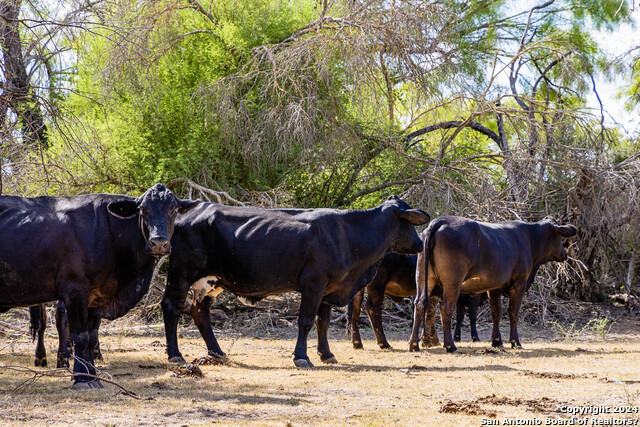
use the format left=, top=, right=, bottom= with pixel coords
left=0, top=184, right=577, bottom=390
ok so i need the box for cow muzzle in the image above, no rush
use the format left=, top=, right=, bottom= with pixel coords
left=553, top=250, right=568, bottom=262
left=146, top=237, right=171, bottom=256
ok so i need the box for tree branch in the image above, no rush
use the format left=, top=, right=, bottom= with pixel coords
left=405, top=121, right=500, bottom=145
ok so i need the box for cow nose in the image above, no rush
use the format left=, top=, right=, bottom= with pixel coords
left=147, top=237, right=171, bottom=255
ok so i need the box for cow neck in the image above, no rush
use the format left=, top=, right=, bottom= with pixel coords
left=97, top=213, right=157, bottom=319
left=339, top=206, right=394, bottom=266
left=108, top=210, right=152, bottom=264
left=526, top=223, right=554, bottom=268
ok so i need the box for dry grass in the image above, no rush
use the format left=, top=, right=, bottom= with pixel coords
left=1, top=317, right=640, bottom=426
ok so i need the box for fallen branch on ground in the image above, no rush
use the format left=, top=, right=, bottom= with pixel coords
left=0, top=364, right=140, bottom=399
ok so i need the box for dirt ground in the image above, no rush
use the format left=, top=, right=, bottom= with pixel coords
left=1, top=309, right=640, bottom=426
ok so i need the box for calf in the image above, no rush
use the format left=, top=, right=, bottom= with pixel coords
left=0, top=184, right=198, bottom=388
left=162, top=196, right=430, bottom=368
left=346, top=253, right=435, bottom=350
left=346, top=254, right=483, bottom=349
left=453, top=292, right=486, bottom=342
left=409, top=216, right=577, bottom=353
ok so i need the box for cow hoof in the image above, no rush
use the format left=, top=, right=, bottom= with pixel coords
left=321, top=356, right=338, bottom=364
left=294, top=358, right=314, bottom=368
left=445, top=345, right=458, bottom=353
left=169, top=355, right=187, bottom=364
left=472, top=337, right=480, bottom=342
left=34, top=357, right=47, bottom=367
left=409, top=343, right=420, bottom=352
left=491, top=339, right=503, bottom=348
left=511, top=342, right=523, bottom=349
left=77, top=380, right=103, bottom=390
left=454, top=337, right=461, bottom=342
left=379, top=343, right=392, bottom=350
left=72, top=381, right=94, bottom=390
left=208, top=351, right=226, bottom=359
left=352, top=341, right=364, bottom=350
left=57, top=360, right=70, bottom=369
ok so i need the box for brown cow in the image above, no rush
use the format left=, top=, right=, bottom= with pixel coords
left=409, top=216, right=577, bottom=353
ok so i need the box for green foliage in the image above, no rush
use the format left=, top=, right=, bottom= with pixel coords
left=46, top=0, right=315, bottom=194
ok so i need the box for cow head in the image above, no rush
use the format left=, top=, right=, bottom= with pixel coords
left=107, top=183, right=200, bottom=256
left=383, top=195, right=431, bottom=254
left=540, top=216, right=578, bottom=262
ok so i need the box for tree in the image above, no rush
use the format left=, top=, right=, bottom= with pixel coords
left=3, top=0, right=639, bottom=301
left=0, top=0, right=101, bottom=194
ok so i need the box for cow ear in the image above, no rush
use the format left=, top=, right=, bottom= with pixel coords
left=395, top=209, right=430, bottom=226
left=177, top=198, right=201, bottom=214
left=554, top=224, right=578, bottom=238
left=107, top=199, right=139, bottom=219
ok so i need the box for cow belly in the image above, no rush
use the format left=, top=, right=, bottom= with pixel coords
left=385, top=281, right=415, bottom=299
left=0, top=264, right=57, bottom=307
left=460, top=276, right=495, bottom=297
left=323, top=282, right=358, bottom=307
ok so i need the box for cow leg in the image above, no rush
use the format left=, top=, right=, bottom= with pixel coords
left=162, top=273, right=192, bottom=364
left=87, top=315, right=102, bottom=363
left=469, top=296, right=480, bottom=342
left=64, top=289, right=101, bottom=389
left=190, top=295, right=225, bottom=359
left=30, top=304, right=48, bottom=367
left=315, top=302, right=337, bottom=363
left=409, top=252, right=428, bottom=352
left=93, top=337, right=103, bottom=362
left=440, top=286, right=460, bottom=353
left=409, top=292, right=427, bottom=351
left=347, top=289, right=364, bottom=349
left=293, top=279, right=325, bottom=368
left=421, top=295, right=440, bottom=347
left=363, top=287, right=391, bottom=349
left=453, top=299, right=464, bottom=342
left=508, top=284, right=525, bottom=349
left=55, top=300, right=72, bottom=368
left=490, top=290, right=504, bottom=348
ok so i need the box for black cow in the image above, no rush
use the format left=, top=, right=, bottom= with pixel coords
left=162, top=196, right=430, bottom=368
left=346, top=253, right=483, bottom=349
left=0, top=184, right=199, bottom=388
left=408, top=216, right=577, bottom=353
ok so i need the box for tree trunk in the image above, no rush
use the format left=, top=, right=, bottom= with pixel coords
left=627, top=250, right=636, bottom=296
left=0, top=0, right=48, bottom=147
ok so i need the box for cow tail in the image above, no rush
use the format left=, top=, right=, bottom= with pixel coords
left=29, top=305, right=40, bottom=342
left=418, top=218, right=448, bottom=296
